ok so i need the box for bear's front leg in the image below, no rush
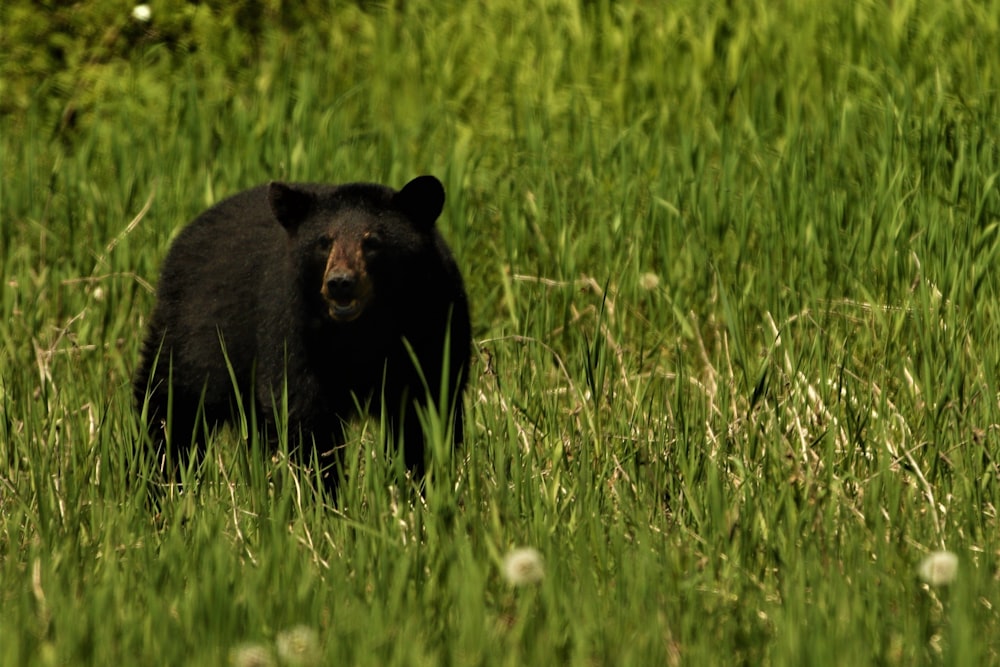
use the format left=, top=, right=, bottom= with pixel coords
left=392, top=386, right=464, bottom=483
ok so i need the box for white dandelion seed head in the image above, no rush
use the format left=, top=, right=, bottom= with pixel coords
left=229, top=643, right=275, bottom=667
left=503, top=547, right=545, bottom=586
left=918, top=550, right=958, bottom=586
left=132, top=4, right=152, bottom=22
left=639, top=272, right=661, bottom=291
left=276, top=625, right=321, bottom=666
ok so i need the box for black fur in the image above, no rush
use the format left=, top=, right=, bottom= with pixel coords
left=133, top=175, right=470, bottom=490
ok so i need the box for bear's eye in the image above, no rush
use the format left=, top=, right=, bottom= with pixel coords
left=362, top=232, right=382, bottom=255
left=316, top=235, right=333, bottom=253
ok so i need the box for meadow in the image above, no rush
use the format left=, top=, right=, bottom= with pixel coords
left=2, top=0, right=1000, bottom=664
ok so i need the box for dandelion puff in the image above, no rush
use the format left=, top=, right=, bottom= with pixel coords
left=132, top=4, right=152, bottom=22
left=276, top=625, right=321, bottom=666
left=639, top=272, right=661, bottom=291
left=503, top=547, right=545, bottom=586
left=918, top=550, right=958, bottom=587
left=229, top=643, right=275, bottom=667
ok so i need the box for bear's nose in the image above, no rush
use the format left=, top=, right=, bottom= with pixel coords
left=325, top=272, right=357, bottom=301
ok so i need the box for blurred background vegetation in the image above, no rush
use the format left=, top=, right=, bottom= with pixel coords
left=2, top=1, right=340, bottom=120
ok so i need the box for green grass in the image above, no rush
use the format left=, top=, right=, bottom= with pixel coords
left=3, top=0, right=1000, bottom=664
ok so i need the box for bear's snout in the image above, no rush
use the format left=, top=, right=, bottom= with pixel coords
left=321, top=269, right=372, bottom=322
left=325, top=272, right=357, bottom=300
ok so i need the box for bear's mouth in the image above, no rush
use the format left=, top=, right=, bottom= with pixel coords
left=327, top=299, right=363, bottom=322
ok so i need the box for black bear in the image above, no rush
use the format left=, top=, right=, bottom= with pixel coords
left=133, top=175, right=470, bottom=490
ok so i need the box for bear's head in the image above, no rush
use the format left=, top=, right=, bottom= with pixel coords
left=267, top=175, right=446, bottom=323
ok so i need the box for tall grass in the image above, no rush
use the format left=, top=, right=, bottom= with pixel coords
left=3, top=0, right=1000, bottom=664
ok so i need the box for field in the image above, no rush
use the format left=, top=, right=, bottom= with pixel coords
left=3, top=1, right=1000, bottom=664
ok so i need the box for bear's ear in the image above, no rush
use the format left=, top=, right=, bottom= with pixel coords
left=268, top=182, right=313, bottom=231
left=394, top=175, right=445, bottom=231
